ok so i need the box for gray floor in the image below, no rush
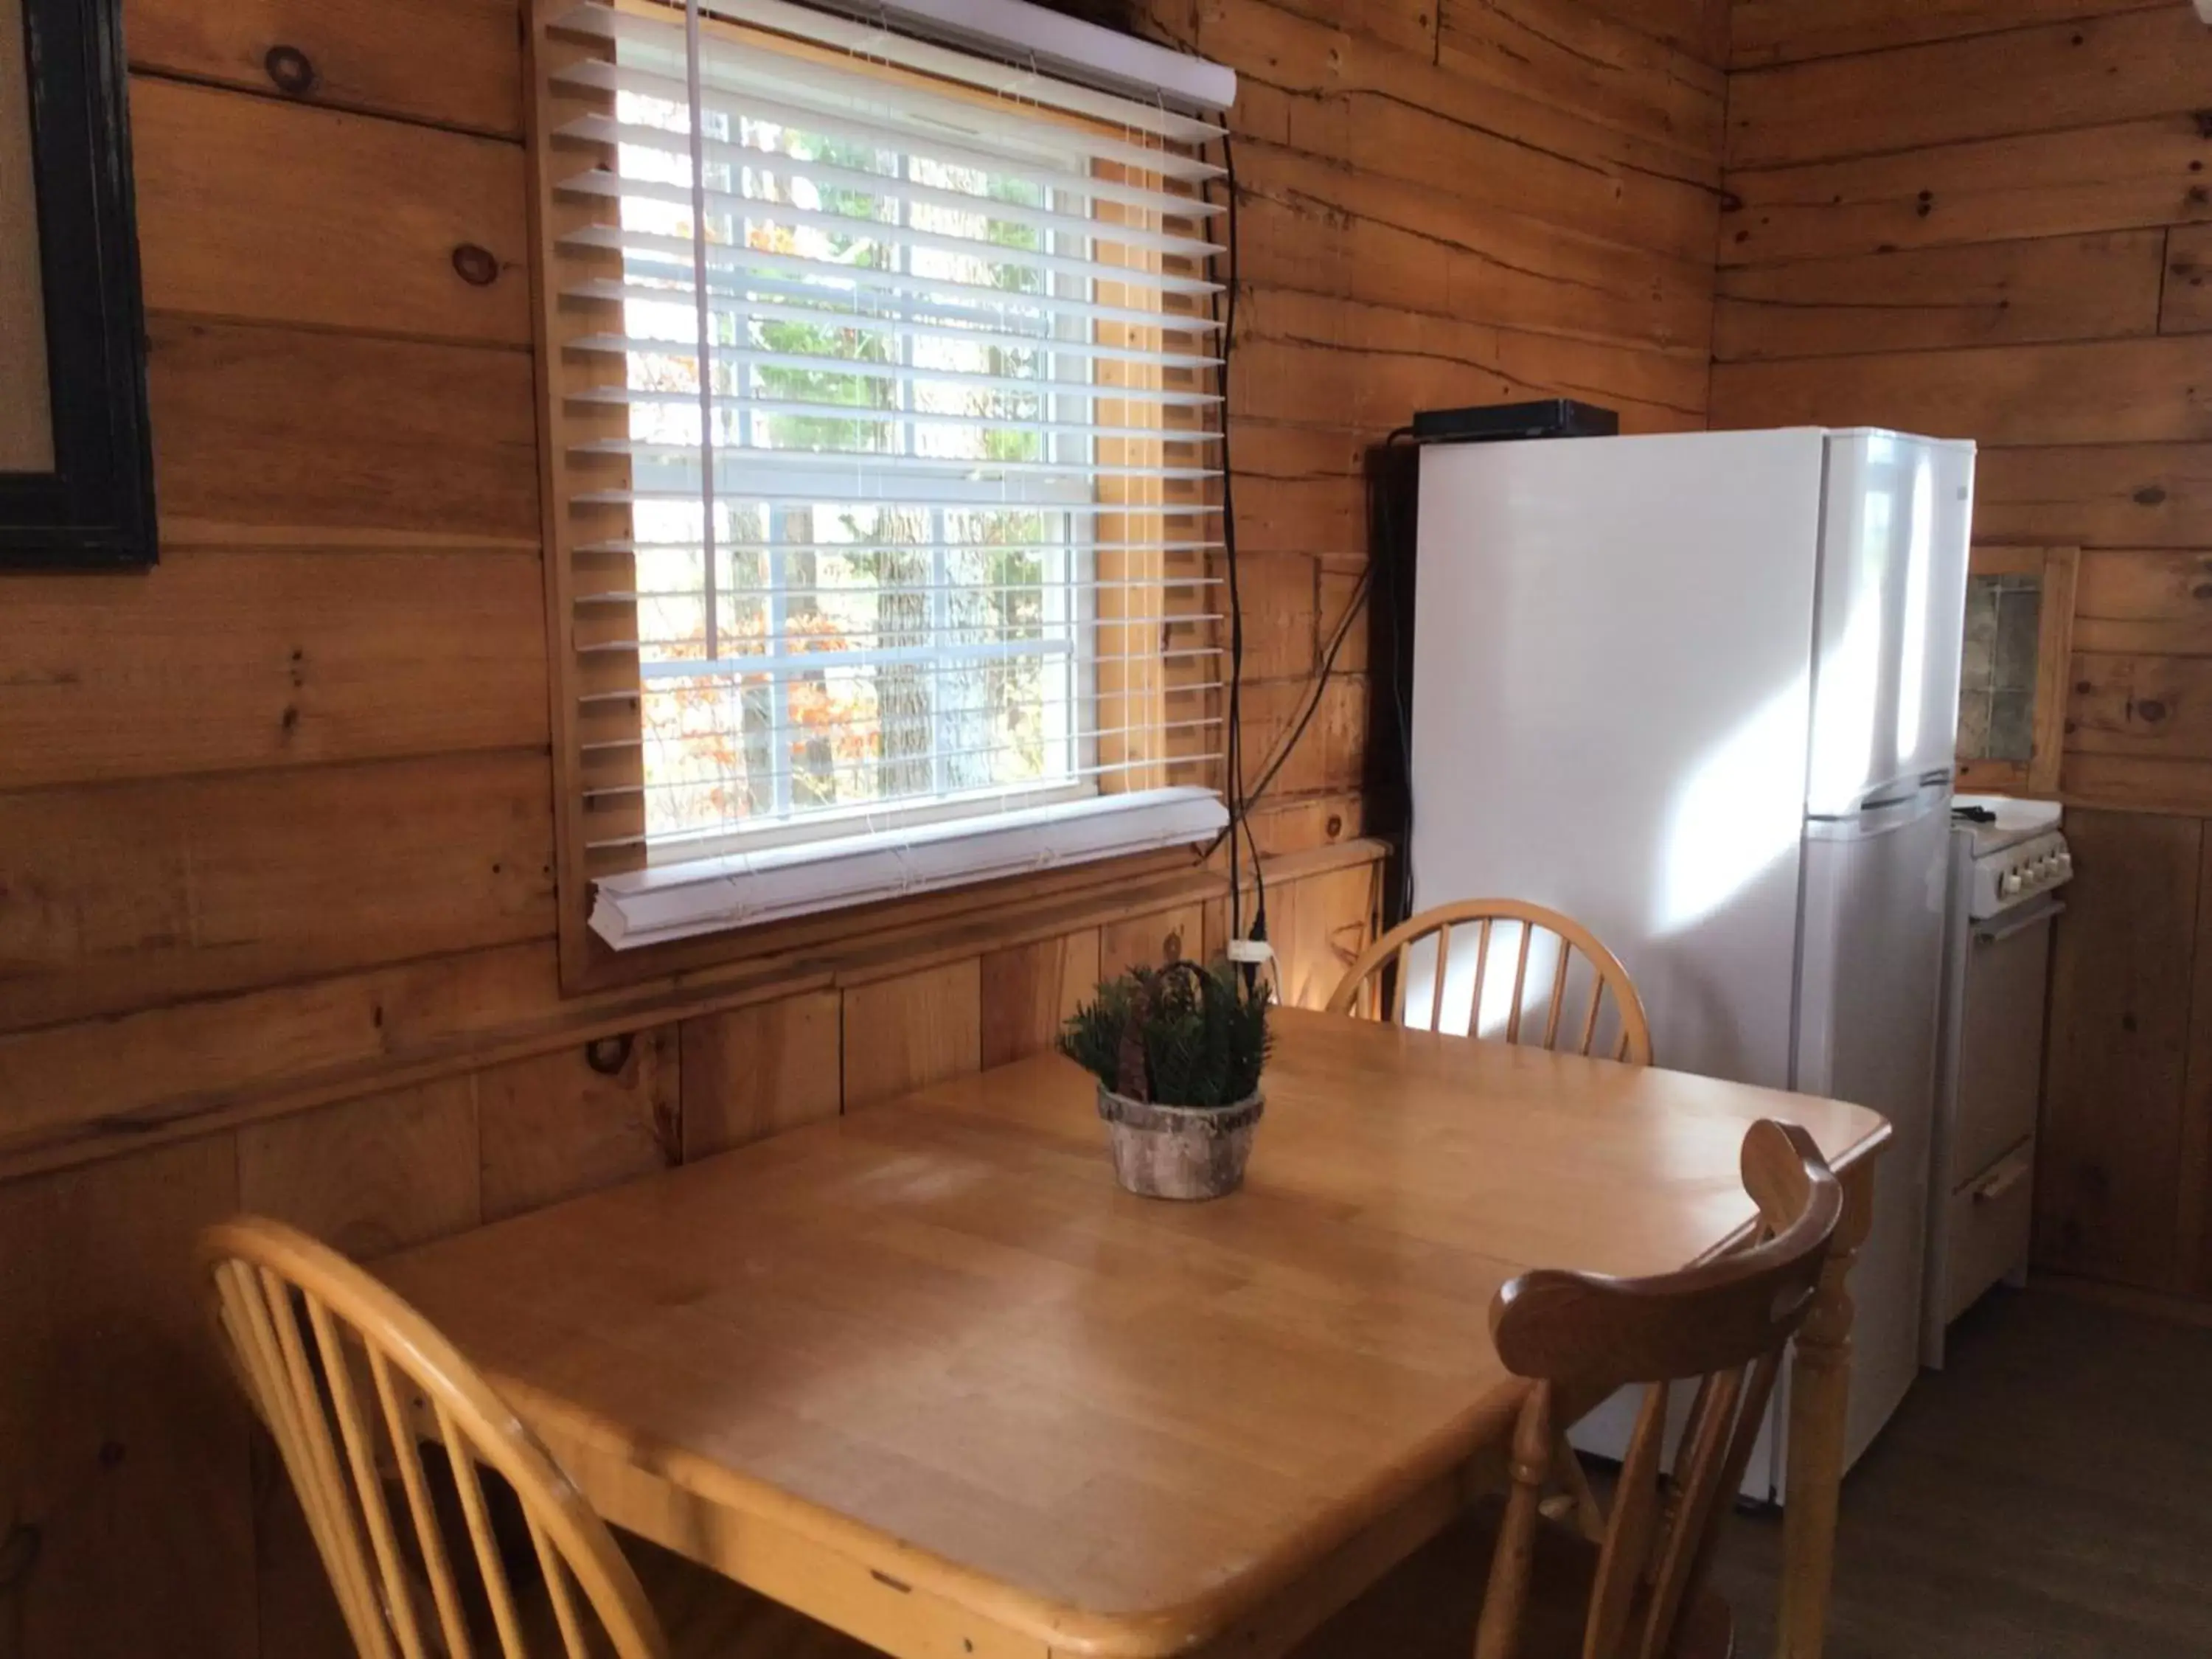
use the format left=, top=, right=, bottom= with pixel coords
left=1706, top=1287, right=2212, bottom=1658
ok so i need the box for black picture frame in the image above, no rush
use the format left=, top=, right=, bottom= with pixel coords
left=0, top=0, right=154, bottom=570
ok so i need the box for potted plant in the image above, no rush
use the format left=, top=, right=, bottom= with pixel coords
left=1060, top=956, right=1271, bottom=1201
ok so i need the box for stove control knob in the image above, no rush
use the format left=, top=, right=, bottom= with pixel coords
left=2001, top=869, right=2024, bottom=897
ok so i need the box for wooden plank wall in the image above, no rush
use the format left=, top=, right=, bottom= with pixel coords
left=0, top=0, right=1731, bottom=1650
left=1712, top=0, right=2212, bottom=1302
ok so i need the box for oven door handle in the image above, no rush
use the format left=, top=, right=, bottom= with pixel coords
left=1972, top=1156, right=2032, bottom=1205
left=1973, top=897, right=2065, bottom=945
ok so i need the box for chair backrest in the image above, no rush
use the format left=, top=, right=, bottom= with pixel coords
left=1324, top=900, right=1654, bottom=1065
left=1474, top=1121, right=1843, bottom=1659
left=201, top=1215, right=667, bottom=1659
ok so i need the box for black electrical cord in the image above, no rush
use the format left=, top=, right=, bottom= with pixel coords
left=1237, top=560, right=1371, bottom=812
left=1213, top=127, right=1247, bottom=956
left=1213, top=130, right=1268, bottom=965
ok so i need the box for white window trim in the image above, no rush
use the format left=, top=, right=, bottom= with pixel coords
left=590, top=784, right=1228, bottom=947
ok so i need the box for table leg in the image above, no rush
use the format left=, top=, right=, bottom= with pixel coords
left=1778, top=1157, right=1876, bottom=1659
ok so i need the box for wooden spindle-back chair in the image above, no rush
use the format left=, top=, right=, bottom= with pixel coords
left=201, top=1215, right=669, bottom=1659
left=1293, top=1120, right=1843, bottom=1659
left=1325, top=900, right=1654, bottom=1065
left=1475, top=1119, right=1841, bottom=1658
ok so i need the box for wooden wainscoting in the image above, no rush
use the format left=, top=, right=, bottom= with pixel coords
left=0, top=847, right=1382, bottom=1659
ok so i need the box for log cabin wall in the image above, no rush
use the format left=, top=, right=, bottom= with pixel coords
left=0, top=0, right=1727, bottom=1651
left=1711, top=0, right=2212, bottom=1302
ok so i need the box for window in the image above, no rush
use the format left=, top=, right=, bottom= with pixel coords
left=1955, top=543, right=2078, bottom=798
left=538, top=0, right=1231, bottom=954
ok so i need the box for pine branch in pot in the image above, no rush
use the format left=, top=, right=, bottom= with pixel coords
left=1060, top=956, right=1270, bottom=1200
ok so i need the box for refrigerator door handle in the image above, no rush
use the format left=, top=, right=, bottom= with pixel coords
left=1805, top=778, right=1951, bottom=841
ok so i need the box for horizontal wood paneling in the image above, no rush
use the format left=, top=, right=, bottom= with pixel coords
left=2168, top=223, right=2212, bottom=336
left=1239, top=674, right=1370, bottom=801
left=1719, top=114, right=2212, bottom=268
left=132, top=75, right=530, bottom=343
left=1976, top=445, right=2212, bottom=550
left=1234, top=138, right=1714, bottom=351
left=0, top=942, right=562, bottom=1164
left=1200, top=0, right=1724, bottom=214
left=1711, top=336, right=2212, bottom=446
left=2064, top=754, right=2212, bottom=815
left=0, top=751, right=554, bottom=1031
left=1233, top=550, right=1322, bottom=681
left=125, top=0, right=526, bottom=135
left=1730, top=0, right=2164, bottom=69
left=0, top=847, right=1386, bottom=1177
left=1582, top=0, right=1728, bottom=65
left=0, top=549, right=548, bottom=790
left=2073, top=551, right=2212, bottom=655
left=1234, top=288, right=1708, bottom=435
left=1713, top=231, right=2165, bottom=360
left=1728, top=7, right=2212, bottom=168
left=1436, top=0, right=1724, bottom=166
left=148, top=318, right=540, bottom=546
left=2068, top=653, right=2212, bottom=762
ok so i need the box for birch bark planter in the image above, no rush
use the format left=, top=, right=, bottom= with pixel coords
left=1096, top=1085, right=1264, bottom=1201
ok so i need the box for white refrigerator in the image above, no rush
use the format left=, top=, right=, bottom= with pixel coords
left=1407, top=426, right=1975, bottom=1500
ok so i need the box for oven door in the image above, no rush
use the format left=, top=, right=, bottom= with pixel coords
left=1953, top=892, right=2063, bottom=1182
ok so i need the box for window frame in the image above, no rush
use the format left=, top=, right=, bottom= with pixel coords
left=526, top=0, right=1225, bottom=990
left=1954, top=542, right=2078, bottom=800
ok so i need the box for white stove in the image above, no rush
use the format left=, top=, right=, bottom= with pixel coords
left=1960, top=807, right=2072, bottom=919
left=1922, top=793, right=2070, bottom=1366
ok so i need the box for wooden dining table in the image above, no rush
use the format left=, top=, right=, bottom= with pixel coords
left=380, top=1006, right=1889, bottom=1659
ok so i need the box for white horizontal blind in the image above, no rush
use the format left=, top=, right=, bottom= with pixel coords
left=544, top=0, right=1227, bottom=882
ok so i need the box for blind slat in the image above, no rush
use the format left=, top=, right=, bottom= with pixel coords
left=572, top=537, right=1224, bottom=556
left=562, top=114, right=1222, bottom=259
left=562, top=250, right=1221, bottom=333
left=566, top=333, right=1221, bottom=406
left=570, top=279, right=1221, bottom=371
left=581, top=489, right=1220, bottom=512
left=576, top=441, right=1217, bottom=484
left=585, top=721, right=1226, bottom=801
left=570, top=387, right=1220, bottom=445
left=556, top=168, right=1217, bottom=298
left=557, top=227, right=1221, bottom=327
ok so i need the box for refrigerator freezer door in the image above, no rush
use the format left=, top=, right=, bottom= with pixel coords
left=1806, top=431, right=1976, bottom=818
left=1409, top=428, right=1826, bottom=1091
left=1776, top=783, right=1952, bottom=1492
